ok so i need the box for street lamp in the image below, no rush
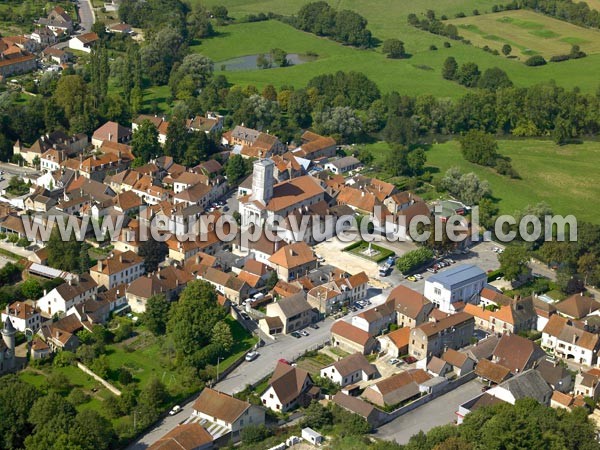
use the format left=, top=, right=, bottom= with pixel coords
left=216, top=356, right=225, bottom=382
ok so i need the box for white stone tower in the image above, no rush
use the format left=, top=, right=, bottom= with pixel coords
left=1, top=317, right=16, bottom=371
left=251, top=158, right=274, bottom=205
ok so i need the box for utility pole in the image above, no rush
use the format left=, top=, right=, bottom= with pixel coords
left=216, top=356, right=224, bottom=382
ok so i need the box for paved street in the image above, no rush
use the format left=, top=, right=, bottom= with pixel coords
left=77, top=0, right=95, bottom=33
left=0, top=162, right=40, bottom=177
left=375, top=379, right=483, bottom=444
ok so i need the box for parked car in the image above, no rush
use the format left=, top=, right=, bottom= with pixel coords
left=278, top=358, right=291, bottom=365
left=245, top=351, right=259, bottom=361
left=403, top=356, right=417, bottom=364
left=300, top=330, right=309, bottom=337
left=426, top=267, right=437, bottom=273
left=291, top=331, right=302, bottom=339
left=407, top=276, right=417, bottom=282
left=240, top=312, right=250, bottom=321
left=169, top=405, right=182, bottom=416
left=354, top=302, right=364, bottom=309
left=388, top=358, right=400, bottom=365
left=415, top=274, right=423, bottom=280
left=310, top=323, right=319, bottom=329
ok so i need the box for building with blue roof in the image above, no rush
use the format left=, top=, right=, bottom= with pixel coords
left=424, top=264, right=486, bottom=313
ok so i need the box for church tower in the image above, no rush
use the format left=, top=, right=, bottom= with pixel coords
left=250, top=158, right=274, bottom=205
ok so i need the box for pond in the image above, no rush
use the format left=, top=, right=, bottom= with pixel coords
left=217, top=53, right=317, bottom=71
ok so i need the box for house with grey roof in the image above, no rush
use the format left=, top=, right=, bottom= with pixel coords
left=486, top=369, right=552, bottom=406
left=324, top=156, right=361, bottom=174
left=424, top=264, right=487, bottom=313
left=265, top=293, right=314, bottom=334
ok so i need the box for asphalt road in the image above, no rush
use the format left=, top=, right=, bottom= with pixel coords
left=375, top=379, right=483, bottom=444
left=0, top=162, right=40, bottom=177
left=77, top=0, right=95, bottom=33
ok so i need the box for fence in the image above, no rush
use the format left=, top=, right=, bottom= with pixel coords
left=381, top=371, right=477, bottom=423
left=76, top=362, right=122, bottom=396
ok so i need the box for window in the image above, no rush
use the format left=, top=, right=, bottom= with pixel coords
left=434, top=288, right=441, bottom=296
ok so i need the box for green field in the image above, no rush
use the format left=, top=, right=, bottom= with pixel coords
left=424, top=139, right=600, bottom=223
left=187, top=0, right=600, bottom=95
left=450, top=10, right=600, bottom=59
left=193, top=20, right=469, bottom=98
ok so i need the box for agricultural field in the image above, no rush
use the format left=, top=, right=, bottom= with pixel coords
left=583, top=0, right=600, bottom=11
left=425, top=139, right=600, bottom=223
left=450, top=10, right=600, bottom=59
left=190, top=0, right=600, bottom=96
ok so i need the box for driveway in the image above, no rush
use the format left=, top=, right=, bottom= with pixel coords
left=375, top=379, right=483, bottom=444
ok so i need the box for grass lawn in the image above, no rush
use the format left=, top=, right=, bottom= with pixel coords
left=450, top=10, right=600, bottom=60
left=19, top=365, right=113, bottom=415
left=193, top=20, right=468, bottom=98
left=218, top=316, right=258, bottom=372
left=192, top=1, right=600, bottom=95
left=344, top=240, right=396, bottom=262
left=329, top=346, right=350, bottom=358
left=583, top=0, right=600, bottom=11
left=296, top=352, right=335, bottom=375
left=425, top=138, right=600, bottom=223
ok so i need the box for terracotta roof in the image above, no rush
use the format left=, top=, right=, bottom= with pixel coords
left=5, top=301, right=39, bottom=320
left=241, top=175, right=323, bottom=212
left=93, top=121, right=131, bottom=142
left=268, top=241, right=315, bottom=269
left=371, top=369, right=430, bottom=396
left=74, top=32, right=99, bottom=45
left=268, top=362, right=311, bottom=405
left=385, top=327, right=410, bottom=349
left=193, top=388, right=250, bottom=424
left=463, top=303, right=492, bottom=322
left=551, top=391, right=574, bottom=408
left=91, top=250, right=143, bottom=275
left=442, top=348, right=469, bottom=368
left=337, top=186, right=379, bottom=213
left=543, top=315, right=599, bottom=350
left=555, top=293, right=600, bottom=319
left=481, top=287, right=512, bottom=306
left=113, top=190, right=142, bottom=211
left=31, top=337, right=50, bottom=352
left=331, top=321, right=373, bottom=346
left=244, top=259, right=269, bottom=276
left=475, top=359, right=511, bottom=384
left=389, top=285, right=432, bottom=319
left=149, top=423, right=212, bottom=450
left=236, top=270, right=261, bottom=288
left=492, top=334, right=545, bottom=374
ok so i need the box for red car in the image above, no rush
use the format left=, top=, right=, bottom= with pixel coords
left=278, top=358, right=290, bottom=365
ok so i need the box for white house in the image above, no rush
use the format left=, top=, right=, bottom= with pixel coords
left=1, top=301, right=42, bottom=332
left=541, top=314, right=600, bottom=366
left=68, top=32, right=99, bottom=53
left=424, top=264, right=487, bottom=313
left=192, top=388, right=265, bottom=442
left=261, top=362, right=313, bottom=412
left=319, top=353, right=378, bottom=387
left=36, top=275, right=98, bottom=317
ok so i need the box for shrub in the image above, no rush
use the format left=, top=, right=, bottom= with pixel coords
left=429, top=45, right=438, bottom=51
left=444, top=41, right=451, bottom=48
left=396, top=247, right=434, bottom=274
left=525, top=55, right=547, bottom=66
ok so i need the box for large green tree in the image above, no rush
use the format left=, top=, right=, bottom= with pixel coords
left=132, top=120, right=161, bottom=164
left=167, top=281, right=226, bottom=364
left=498, top=245, right=530, bottom=281
left=145, top=294, right=170, bottom=336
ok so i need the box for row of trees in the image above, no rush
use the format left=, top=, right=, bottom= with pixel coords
left=292, top=2, right=373, bottom=48
left=460, top=130, right=519, bottom=178
left=442, top=58, right=513, bottom=91
left=407, top=11, right=460, bottom=40
left=402, top=398, right=597, bottom=450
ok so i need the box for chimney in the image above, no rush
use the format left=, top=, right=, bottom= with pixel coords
left=98, top=260, right=103, bottom=271
left=55, top=330, right=60, bottom=339
left=108, top=133, right=113, bottom=142
left=119, top=254, right=123, bottom=263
